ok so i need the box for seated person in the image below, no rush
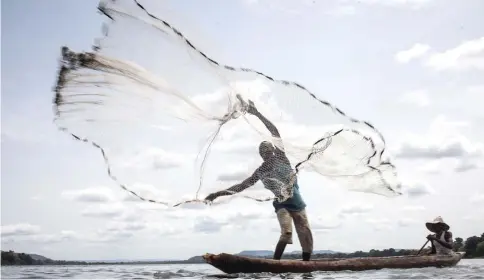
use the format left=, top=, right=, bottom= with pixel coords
left=425, top=216, right=454, bottom=255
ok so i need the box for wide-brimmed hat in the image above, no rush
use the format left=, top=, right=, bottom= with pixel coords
left=425, top=216, right=450, bottom=232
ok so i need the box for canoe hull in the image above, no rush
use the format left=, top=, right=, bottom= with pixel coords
left=203, top=252, right=465, bottom=274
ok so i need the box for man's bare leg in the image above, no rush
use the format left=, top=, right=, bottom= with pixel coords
left=292, top=209, right=313, bottom=261
left=275, top=208, right=293, bottom=260
left=273, top=241, right=287, bottom=260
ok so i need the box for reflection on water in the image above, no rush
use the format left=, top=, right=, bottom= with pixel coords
left=2, top=260, right=484, bottom=279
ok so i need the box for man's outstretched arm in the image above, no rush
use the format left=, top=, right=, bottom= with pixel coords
left=204, top=168, right=261, bottom=202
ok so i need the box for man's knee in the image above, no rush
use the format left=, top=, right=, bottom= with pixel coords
left=279, top=231, right=293, bottom=244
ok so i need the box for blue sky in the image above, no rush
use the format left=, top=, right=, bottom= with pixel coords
left=2, top=0, right=484, bottom=261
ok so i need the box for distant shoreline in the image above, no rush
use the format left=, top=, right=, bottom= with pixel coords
left=2, top=247, right=482, bottom=266
left=3, top=232, right=484, bottom=266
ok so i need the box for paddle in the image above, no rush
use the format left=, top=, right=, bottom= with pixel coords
left=416, top=240, right=429, bottom=256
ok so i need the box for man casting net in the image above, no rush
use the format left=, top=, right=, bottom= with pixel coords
left=53, top=0, right=402, bottom=208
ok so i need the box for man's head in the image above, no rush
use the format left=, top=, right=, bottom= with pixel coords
left=425, top=216, right=450, bottom=233
left=259, top=141, right=275, bottom=161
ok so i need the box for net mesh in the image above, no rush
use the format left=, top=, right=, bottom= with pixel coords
left=53, top=0, right=402, bottom=207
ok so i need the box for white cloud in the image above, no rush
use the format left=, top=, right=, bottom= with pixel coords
left=120, top=183, right=171, bottom=203
left=172, top=202, right=275, bottom=234
left=61, top=185, right=173, bottom=210
left=217, top=171, right=249, bottom=183
left=241, top=0, right=317, bottom=16
left=22, top=231, right=79, bottom=244
left=463, top=215, right=484, bottom=222
left=104, top=221, right=146, bottom=233
left=355, top=0, right=433, bottom=8
left=81, top=203, right=127, bottom=218
left=327, top=5, right=357, bottom=16
left=123, top=147, right=189, bottom=170
left=425, top=37, right=484, bottom=71
left=1, top=113, right=53, bottom=145
left=62, top=187, right=116, bottom=203
left=312, top=215, right=342, bottom=231
left=418, top=158, right=480, bottom=174
left=467, top=84, right=484, bottom=95
left=339, top=204, right=374, bottom=216
left=193, top=217, right=228, bottom=233
left=469, top=193, right=484, bottom=204
left=402, top=205, right=426, bottom=212
left=366, top=218, right=393, bottom=231
left=244, top=0, right=259, bottom=4
left=398, top=89, right=430, bottom=107
left=217, top=166, right=253, bottom=183
left=396, top=137, right=482, bottom=159
left=395, top=116, right=483, bottom=162
left=148, top=225, right=185, bottom=237
left=404, top=181, right=433, bottom=198
left=3, top=222, right=181, bottom=245
left=418, top=160, right=442, bottom=174
left=454, top=159, right=480, bottom=173
left=395, top=44, right=431, bottom=63
left=86, top=231, right=134, bottom=243
left=229, top=211, right=271, bottom=223
left=1, top=224, right=41, bottom=237
left=398, top=218, right=417, bottom=227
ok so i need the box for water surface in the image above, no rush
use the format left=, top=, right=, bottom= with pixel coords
left=2, top=259, right=484, bottom=279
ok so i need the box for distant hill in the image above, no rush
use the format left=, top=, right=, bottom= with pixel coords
left=1, top=251, right=55, bottom=265
left=186, top=255, right=205, bottom=263
left=27, top=253, right=51, bottom=261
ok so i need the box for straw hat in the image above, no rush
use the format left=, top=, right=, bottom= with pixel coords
left=425, top=216, right=450, bottom=232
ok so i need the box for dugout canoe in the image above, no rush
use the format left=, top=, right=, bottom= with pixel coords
left=202, top=252, right=465, bottom=274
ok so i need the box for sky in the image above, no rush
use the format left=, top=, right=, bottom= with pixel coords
left=1, top=0, right=484, bottom=261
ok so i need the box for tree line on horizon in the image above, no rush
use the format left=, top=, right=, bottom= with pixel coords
left=2, top=232, right=483, bottom=265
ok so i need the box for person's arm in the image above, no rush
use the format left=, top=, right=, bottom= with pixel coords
left=245, top=100, right=290, bottom=161
left=252, top=109, right=281, bottom=138
left=428, top=232, right=453, bottom=250
left=430, top=242, right=436, bottom=254
left=204, top=166, right=262, bottom=202
left=426, top=234, right=436, bottom=254
left=433, top=232, right=453, bottom=250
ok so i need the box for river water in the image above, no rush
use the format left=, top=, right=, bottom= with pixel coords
left=2, top=259, right=484, bottom=279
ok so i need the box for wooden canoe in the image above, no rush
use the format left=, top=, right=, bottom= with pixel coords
left=203, top=252, right=465, bottom=274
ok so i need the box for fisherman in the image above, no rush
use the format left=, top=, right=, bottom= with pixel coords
left=204, top=99, right=313, bottom=262
left=425, top=216, right=454, bottom=255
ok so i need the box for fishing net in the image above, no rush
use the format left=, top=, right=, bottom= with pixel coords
left=53, top=0, right=402, bottom=207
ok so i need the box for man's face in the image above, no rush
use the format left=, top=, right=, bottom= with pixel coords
left=436, top=225, right=444, bottom=233
left=259, top=141, right=274, bottom=160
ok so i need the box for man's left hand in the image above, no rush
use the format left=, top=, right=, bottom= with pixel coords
left=204, top=192, right=221, bottom=203
left=426, top=234, right=435, bottom=240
